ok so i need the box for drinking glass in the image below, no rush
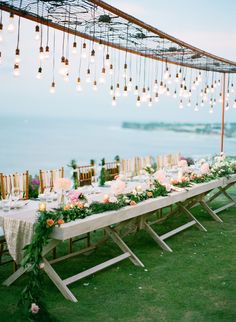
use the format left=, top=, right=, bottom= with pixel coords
left=2, top=198, right=11, bottom=212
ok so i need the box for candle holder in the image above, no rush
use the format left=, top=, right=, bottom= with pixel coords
left=38, top=201, right=47, bottom=212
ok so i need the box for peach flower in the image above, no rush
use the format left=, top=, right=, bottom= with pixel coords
left=57, top=219, right=65, bottom=225
left=164, top=183, right=172, bottom=192
left=178, top=159, right=188, bottom=168
left=130, top=200, right=136, bottom=206
left=103, top=194, right=110, bottom=203
left=147, top=191, right=153, bottom=198
left=31, top=303, right=39, bottom=314
left=46, top=219, right=54, bottom=227
left=77, top=202, right=85, bottom=209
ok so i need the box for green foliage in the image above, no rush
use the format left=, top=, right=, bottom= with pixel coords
left=68, top=159, right=79, bottom=189
left=99, top=158, right=106, bottom=187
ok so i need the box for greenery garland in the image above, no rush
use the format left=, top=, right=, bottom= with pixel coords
left=18, top=157, right=236, bottom=320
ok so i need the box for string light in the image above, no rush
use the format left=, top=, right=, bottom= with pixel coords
left=112, top=96, right=116, bottom=106
left=136, top=95, right=141, bottom=107
left=50, top=81, right=56, bottom=94
left=0, top=51, right=2, bottom=64
left=76, top=77, right=82, bottom=92
left=82, top=42, right=87, bottom=58
left=93, top=80, right=97, bottom=91
left=13, top=63, right=20, bottom=77
left=0, top=22, right=3, bottom=42
left=86, top=68, right=91, bottom=83
left=36, top=66, right=43, bottom=79
left=72, top=41, right=77, bottom=54
left=90, top=49, right=95, bottom=63
left=233, top=99, right=236, bottom=108
left=7, top=13, right=15, bottom=32
left=35, top=25, right=40, bottom=40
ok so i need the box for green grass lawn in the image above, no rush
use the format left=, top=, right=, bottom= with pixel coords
left=0, top=193, right=236, bottom=322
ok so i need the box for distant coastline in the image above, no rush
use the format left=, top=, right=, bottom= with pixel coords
left=122, top=122, right=236, bottom=138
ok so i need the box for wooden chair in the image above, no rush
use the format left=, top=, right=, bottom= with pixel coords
left=77, top=165, right=95, bottom=187
left=104, top=161, right=119, bottom=181
left=39, top=167, right=64, bottom=193
left=0, top=171, right=29, bottom=200
left=0, top=171, right=29, bottom=271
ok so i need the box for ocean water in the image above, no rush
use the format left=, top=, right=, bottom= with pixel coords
left=0, top=115, right=235, bottom=175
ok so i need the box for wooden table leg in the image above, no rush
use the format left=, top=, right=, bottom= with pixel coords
left=105, top=227, right=145, bottom=267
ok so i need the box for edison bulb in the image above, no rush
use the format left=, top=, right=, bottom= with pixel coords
left=7, top=13, right=15, bottom=33
left=50, top=82, right=56, bottom=94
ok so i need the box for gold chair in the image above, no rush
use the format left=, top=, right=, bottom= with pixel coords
left=39, top=167, right=64, bottom=193
left=0, top=171, right=29, bottom=200
left=77, top=165, right=95, bottom=187
left=104, top=161, right=119, bottom=181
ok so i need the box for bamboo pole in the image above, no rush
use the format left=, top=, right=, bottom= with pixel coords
left=220, top=73, right=226, bottom=153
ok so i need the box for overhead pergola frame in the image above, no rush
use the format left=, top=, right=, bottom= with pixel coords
left=0, top=0, right=236, bottom=73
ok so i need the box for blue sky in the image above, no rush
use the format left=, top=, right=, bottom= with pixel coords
left=0, top=0, right=235, bottom=123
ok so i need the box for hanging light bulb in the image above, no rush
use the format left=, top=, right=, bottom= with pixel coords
left=225, top=102, right=230, bottom=111
left=50, top=82, right=56, bottom=94
left=0, top=22, right=3, bottom=42
left=167, top=73, right=172, bottom=84
left=15, top=48, right=20, bottom=63
left=209, top=106, right=213, bottom=114
left=123, top=63, right=128, bottom=78
left=166, top=87, right=170, bottom=96
left=148, top=98, right=153, bottom=107
left=198, top=71, right=202, bottom=82
left=218, top=79, right=221, bottom=87
left=187, top=99, right=191, bottom=107
left=90, top=49, right=95, bottom=63
left=154, top=92, right=159, bottom=102
left=214, top=80, right=217, bottom=88
left=194, top=102, right=199, bottom=112
left=39, top=46, right=44, bottom=60
left=141, top=87, right=147, bottom=102
left=115, top=83, right=121, bottom=97
left=233, top=99, right=236, bottom=108
left=173, top=89, right=177, bottom=99
left=206, top=85, right=210, bottom=94
left=182, top=77, right=186, bottom=86
left=98, top=39, right=103, bottom=51
left=179, top=99, right=184, bottom=109
left=36, top=66, right=43, bottom=79
left=175, top=73, right=179, bottom=83
left=109, top=64, right=113, bottom=75
left=146, top=87, right=151, bottom=99
left=213, top=98, right=216, bottom=106
left=219, top=92, right=223, bottom=103
left=13, top=63, right=20, bottom=77
left=136, top=96, right=141, bottom=107
left=64, top=72, right=69, bottom=82
left=44, top=45, right=50, bottom=59
left=231, top=83, right=234, bottom=93
left=128, top=77, right=132, bottom=91
left=112, top=96, right=116, bottom=106
left=178, top=68, right=182, bottom=79
left=105, top=53, right=110, bottom=67
left=99, top=67, right=106, bottom=83
left=76, top=77, right=82, bottom=92
left=59, top=56, right=66, bottom=76
left=201, top=100, right=204, bottom=107
left=93, top=80, right=97, bottom=91
left=164, top=66, right=169, bottom=80
left=211, top=84, right=214, bottom=93
left=188, top=89, right=192, bottom=97
left=123, top=85, right=128, bottom=97
left=159, top=81, right=164, bottom=95
left=35, top=25, right=40, bottom=40
left=153, top=79, right=158, bottom=91
left=110, top=85, right=114, bottom=95
left=7, top=13, right=15, bottom=32
left=82, top=42, right=87, bottom=58
left=0, top=51, right=2, bottom=64
left=86, top=68, right=91, bottom=83
left=134, top=85, right=139, bottom=96
left=72, top=41, right=77, bottom=54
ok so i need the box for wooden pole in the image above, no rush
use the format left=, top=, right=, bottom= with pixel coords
left=220, top=73, right=226, bottom=153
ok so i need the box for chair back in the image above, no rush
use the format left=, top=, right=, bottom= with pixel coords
left=105, top=161, right=119, bottom=181
left=156, top=153, right=180, bottom=169
left=77, top=165, right=95, bottom=187
left=0, top=171, right=29, bottom=200
left=39, top=167, right=64, bottom=193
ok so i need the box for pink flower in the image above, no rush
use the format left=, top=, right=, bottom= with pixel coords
left=164, top=183, right=172, bottom=192
left=103, top=194, right=110, bottom=203
left=154, top=170, right=166, bottom=184
left=31, top=303, right=39, bottom=314
left=178, top=159, right=188, bottom=168
left=54, top=178, right=72, bottom=191
left=68, top=189, right=82, bottom=203
left=111, top=179, right=126, bottom=195
left=200, top=163, right=210, bottom=175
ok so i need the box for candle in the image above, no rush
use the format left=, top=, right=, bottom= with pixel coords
left=38, top=202, right=46, bottom=212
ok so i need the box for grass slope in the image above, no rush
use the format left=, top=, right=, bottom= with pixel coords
left=0, top=195, right=236, bottom=322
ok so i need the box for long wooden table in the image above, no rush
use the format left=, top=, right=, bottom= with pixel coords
left=2, top=175, right=236, bottom=302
